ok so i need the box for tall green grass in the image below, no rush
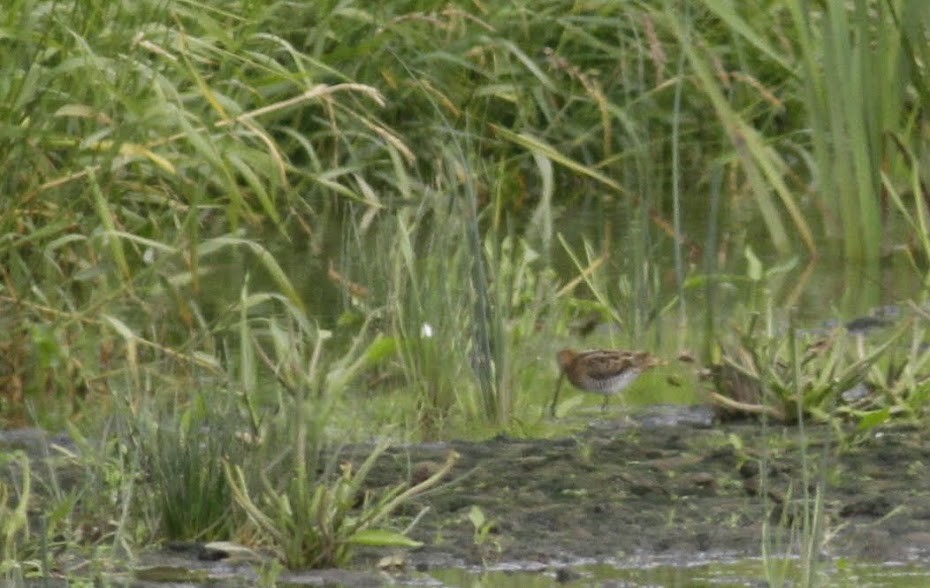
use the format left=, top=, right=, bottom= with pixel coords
left=7, top=0, right=929, bottom=428
left=0, top=452, right=33, bottom=579
left=689, top=0, right=930, bottom=262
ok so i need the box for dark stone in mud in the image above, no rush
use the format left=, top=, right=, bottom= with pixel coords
left=0, top=428, right=75, bottom=457
left=840, top=495, right=893, bottom=518
left=554, top=567, right=581, bottom=582
left=845, top=316, right=892, bottom=333
left=165, top=541, right=204, bottom=556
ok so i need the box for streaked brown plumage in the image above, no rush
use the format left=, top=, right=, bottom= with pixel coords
left=550, top=348, right=662, bottom=416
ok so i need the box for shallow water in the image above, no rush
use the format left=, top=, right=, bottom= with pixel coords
left=263, top=203, right=927, bottom=335
left=420, top=557, right=930, bottom=588
left=19, top=555, right=930, bottom=587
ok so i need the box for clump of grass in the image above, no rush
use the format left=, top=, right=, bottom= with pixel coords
left=847, top=303, right=930, bottom=427
left=226, top=443, right=458, bottom=569
left=142, top=399, right=245, bottom=541
left=706, top=314, right=910, bottom=425
left=375, top=180, right=478, bottom=437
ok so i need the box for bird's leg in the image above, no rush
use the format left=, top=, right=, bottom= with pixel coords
left=601, top=396, right=609, bottom=412
left=551, top=374, right=565, bottom=417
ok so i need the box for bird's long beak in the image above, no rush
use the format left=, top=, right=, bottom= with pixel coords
left=551, top=374, right=565, bottom=417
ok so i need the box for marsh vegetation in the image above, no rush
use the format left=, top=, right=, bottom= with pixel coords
left=3, top=0, right=930, bottom=585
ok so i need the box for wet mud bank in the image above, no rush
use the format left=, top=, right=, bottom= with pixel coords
left=5, top=407, right=930, bottom=583
left=369, top=409, right=930, bottom=569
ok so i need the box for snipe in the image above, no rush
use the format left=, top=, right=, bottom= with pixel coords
left=550, top=348, right=662, bottom=416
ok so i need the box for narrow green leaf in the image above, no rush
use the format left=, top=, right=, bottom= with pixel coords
left=744, top=246, right=762, bottom=281
left=346, top=528, right=423, bottom=548
left=857, top=408, right=890, bottom=431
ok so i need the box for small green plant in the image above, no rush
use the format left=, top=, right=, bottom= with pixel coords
left=466, top=505, right=501, bottom=559
left=759, top=315, right=832, bottom=588
left=256, top=558, right=284, bottom=588
left=0, top=452, right=39, bottom=581
left=761, top=483, right=830, bottom=588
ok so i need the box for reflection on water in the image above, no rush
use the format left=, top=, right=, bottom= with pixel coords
left=257, top=203, right=926, bottom=337
left=551, top=205, right=926, bottom=330
left=422, top=557, right=930, bottom=588
left=17, top=555, right=930, bottom=587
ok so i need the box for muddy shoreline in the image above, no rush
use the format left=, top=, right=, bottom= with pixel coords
left=5, top=407, right=930, bottom=584
left=366, top=408, right=930, bottom=569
